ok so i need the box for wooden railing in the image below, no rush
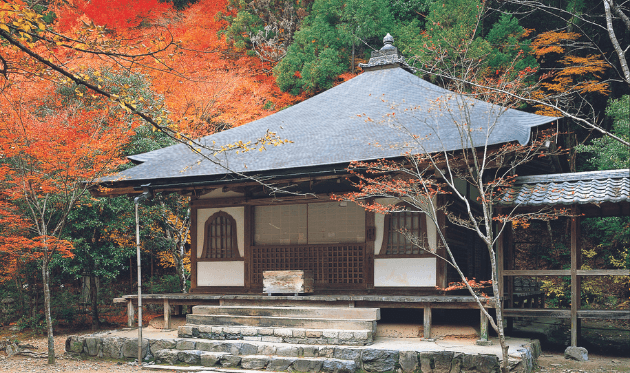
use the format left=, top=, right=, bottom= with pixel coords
left=251, top=244, right=365, bottom=288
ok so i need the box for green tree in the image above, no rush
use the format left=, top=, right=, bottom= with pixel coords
left=577, top=95, right=630, bottom=170
left=273, top=0, right=400, bottom=94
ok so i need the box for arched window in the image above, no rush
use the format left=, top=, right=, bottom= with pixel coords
left=381, top=205, right=428, bottom=256
left=201, top=211, right=239, bottom=259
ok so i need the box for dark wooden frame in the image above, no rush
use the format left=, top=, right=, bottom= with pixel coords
left=199, top=211, right=240, bottom=261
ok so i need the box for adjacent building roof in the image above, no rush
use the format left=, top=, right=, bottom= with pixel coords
left=100, top=36, right=559, bottom=191
left=499, top=169, right=630, bottom=207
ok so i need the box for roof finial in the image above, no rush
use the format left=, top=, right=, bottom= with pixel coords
left=383, top=33, right=394, bottom=46
left=358, top=33, right=415, bottom=73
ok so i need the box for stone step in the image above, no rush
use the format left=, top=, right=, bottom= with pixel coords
left=153, top=349, right=358, bottom=373
left=192, top=306, right=381, bottom=320
left=178, top=324, right=373, bottom=346
left=186, top=314, right=376, bottom=331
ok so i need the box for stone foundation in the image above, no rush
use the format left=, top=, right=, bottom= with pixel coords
left=65, top=333, right=540, bottom=373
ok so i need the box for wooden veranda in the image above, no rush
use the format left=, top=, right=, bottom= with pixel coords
left=115, top=293, right=494, bottom=342
left=497, top=170, right=630, bottom=347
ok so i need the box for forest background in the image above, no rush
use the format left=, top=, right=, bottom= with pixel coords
left=0, top=0, right=627, bottom=351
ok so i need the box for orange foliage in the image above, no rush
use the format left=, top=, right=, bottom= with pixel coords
left=531, top=31, right=610, bottom=116
left=0, top=80, right=133, bottom=278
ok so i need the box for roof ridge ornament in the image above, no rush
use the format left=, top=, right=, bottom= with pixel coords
left=359, top=33, right=415, bottom=73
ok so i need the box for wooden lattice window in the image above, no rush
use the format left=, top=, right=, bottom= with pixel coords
left=201, top=211, right=239, bottom=259
left=381, top=205, right=428, bottom=256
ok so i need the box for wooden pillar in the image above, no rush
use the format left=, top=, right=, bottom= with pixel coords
left=164, top=299, right=171, bottom=330
left=570, top=206, right=582, bottom=347
left=423, top=307, right=432, bottom=340
left=190, top=203, right=198, bottom=292
left=127, top=300, right=135, bottom=327
left=476, top=309, right=491, bottom=345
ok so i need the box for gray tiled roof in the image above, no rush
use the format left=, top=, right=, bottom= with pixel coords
left=499, top=169, right=630, bottom=206
left=103, top=67, right=558, bottom=186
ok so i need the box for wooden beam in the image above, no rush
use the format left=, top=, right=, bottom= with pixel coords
left=503, top=308, right=630, bottom=320
left=576, top=269, right=630, bottom=276
left=503, top=270, right=570, bottom=276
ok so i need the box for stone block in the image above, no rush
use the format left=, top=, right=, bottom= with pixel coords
left=293, top=329, right=306, bottom=338
left=259, top=328, right=274, bottom=335
left=177, top=349, right=202, bottom=364
left=318, top=346, right=335, bottom=358
left=333, top=347, right=361, bottom=361
left=293, top=358, right=324, bottom=372
left=65, top=336, right=84, bottom=354
left=244, top=336, right=262, bottom=341
left=462, top=354, right=500, bottom=373
left=102, top=337, right=124, bottom=359
left=339, top=332, right=354, bottom=341
left=241, top=356, right=270, bottom=370
left=176, top=340, right=196, bottom=350
left=274, top=328, right=293, bottom=337
left=84, top=337, right=102, bottom=357
left=220, top=354, right=242, bottom=368
left=306, top=330, right=323, bottom=338
left=198, top=325, right=214, bottom=334
left=149, top=339, right=177, bottom=356
left=154, top=349, right=179, bottom=365
left=178, top=326, right=193, bottom=338
left=268, top=357, right=296, bottom=371
left=242, top=327, right=258, bottom=336
left=303, top=346, right=319, bottom=357
left=276, top=345, right=301, bottom=357
left=353, top=331, right=369, bottom=340
left=399, top=351, right=418, bottom=373
left=224, top=327, right=241, bottom=335
left=196, top=341, right=217, bottom=352
left=240, top=343, right=259, bottom=355
left=564, top=346, right=588, bottom=361
left=262, top=336, right=284, bottom=343
left=322, top=359, right=357, bottom=373
left=201, top=351, right=230, bottom=366
left=419, top=352, right=435, bottom=373
left=122, top=338, right=148, bottom=359
left=259, top=344, right=276, bottom=355
left=433, top=351, right=455, bottom=372
left=211, top=326, right=224, bottom=334
left=362, top=349, right=398, bottom=372
left=323, top=330, right=339, bottom=339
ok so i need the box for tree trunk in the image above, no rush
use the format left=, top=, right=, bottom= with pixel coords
left=90, top=275, right=99, bottom=331
left=42, top=257, right=55, bottom=364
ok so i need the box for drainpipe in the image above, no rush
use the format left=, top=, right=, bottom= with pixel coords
left=134, top=185, right=152, bottom=364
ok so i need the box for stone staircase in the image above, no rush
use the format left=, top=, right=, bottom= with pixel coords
left=152, top=339, right=367, bottom=372
left=178, top=305, right=380, bottom=346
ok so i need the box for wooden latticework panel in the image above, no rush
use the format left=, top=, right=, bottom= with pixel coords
left=252, top=244, right=365, bottom=288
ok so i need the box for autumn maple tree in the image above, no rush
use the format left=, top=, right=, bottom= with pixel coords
left=0, top=80, right=133, bottom=362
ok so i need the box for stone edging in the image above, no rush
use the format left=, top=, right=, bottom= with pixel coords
left=65, top=333, right=541, bottom=373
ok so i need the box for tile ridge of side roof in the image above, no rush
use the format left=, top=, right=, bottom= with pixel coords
left=514, top=169, right=630, bottom=184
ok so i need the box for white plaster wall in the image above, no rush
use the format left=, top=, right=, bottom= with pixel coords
left=197, top=207, right=245, bottom=257
left=374, top=258, right=436, bottom=287
left=197, top=261, right=245, bottom=286
left=373, top=198, right=437, bottom=254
